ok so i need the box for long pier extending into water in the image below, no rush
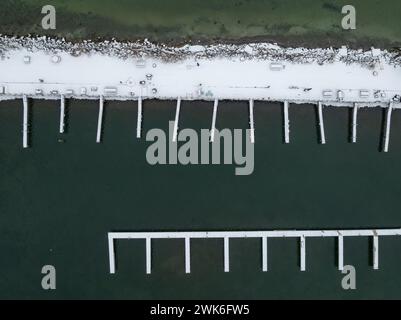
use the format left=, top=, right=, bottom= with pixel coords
left=107, top=228, right=401, bottom=274
left=11, top=96, right=400, bottom=152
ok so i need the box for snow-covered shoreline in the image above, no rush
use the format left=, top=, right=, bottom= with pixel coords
left=0, top=35, right=400, bottom=108
left=1, top=35, right=401, bottom=66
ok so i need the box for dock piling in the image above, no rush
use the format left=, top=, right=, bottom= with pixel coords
left=185, top=237, right=191, bottom=274
left=224, top=237, right=230, bottom=272
left=59, top=95, right=65, bottom=134
left=351, top=103, right=358, bottom=143
left=284, top=101, right=290, bottom=143
left=262, top=236, right=268, bottom=272
left=210, top=99, right=218, bottom=142
left=96, top=96, right=104, bottom=143
left=136, top=97, right=142, bottom=138
left=249, top=99, right=255, bottom=143
left=108, top=234, right=115, bottom=274
left=146, top=237, right=152, bottom=274
left=22, top=95, right=29, bottom=148
left=383, top=102, right=393, bottom=152
left=317, top=102, right=326, bottom=144
left=108, top=228, right=401, bottom=275
left=300, top=235, right=306, bottom=271
left=172, top=98, right=181, bottom=142
left=373, top=235, right=379, bottom=270
left=338, top=235, right=344, bottom=271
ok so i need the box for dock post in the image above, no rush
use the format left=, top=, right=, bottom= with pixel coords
left=172, top=98, right=181, bottom=142
left=210, top=99, right=218, bottom=142
left=146, top=237, right=152, bottom=274
left=22, top=95, right=29, bottom=148
left=262, top=236, right=268, bottom=272
left=373, top=235, right=379, bottom=270
left=59, top=95, right=65, bottom=134
left=284, top=101, right=290, bottom=144
left=136, top=97, right=142, bottom=138
left=185, top=237, right=191, bottom=274
left=249, top=99, right=255, bottom=143
left=224, top=237, right=230, bottom=272
left=96, top=96, right=104, bottom=143
left=108, top=234, right=115, bottom=274
left=317, top=102, right=326, bottom=144
left=383, top=102, right=393, bottom=152
left=300, top=235, right=306, bottom=271
left=338, top=235, right=344, bottom=271
left=351, top=103, right=358, bottom=143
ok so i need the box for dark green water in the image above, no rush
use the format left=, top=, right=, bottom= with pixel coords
left=1, top=99, right=401, bottom=299
left=2, top=0, right=401, bottom=48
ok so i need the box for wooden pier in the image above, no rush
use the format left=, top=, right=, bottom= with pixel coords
left=108, top=228, right=401, bottom=274
left=351, top=103, right=358, bottom=143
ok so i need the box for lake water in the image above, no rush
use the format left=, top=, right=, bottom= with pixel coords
left=1, top=99, right=401, bottom=299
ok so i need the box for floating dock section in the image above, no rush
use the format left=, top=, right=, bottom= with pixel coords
left=108, top=228, right=401, bottom=274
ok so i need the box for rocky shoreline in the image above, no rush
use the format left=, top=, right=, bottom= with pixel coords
left=1, top=35, right=401, bottom=69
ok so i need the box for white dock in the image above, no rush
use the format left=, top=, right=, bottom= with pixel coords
left=96, top=96, right=104, bottom=143
left=22, top=95, right=29, bottom=148
left=108, top=228, right=401, bottom=274
left=210, top=99, right=218, bottom=143
left=284, top=101, right=290, bottom=143
left=146, top=237, right=152, bottom=274
left=136, top=97, right=142, bottom=138
left=317, top=102, right=326, bottom=144
left=338, top=235, right=344, bottom=271
left=351, top=103, right=358, bottom=143
left=108, top=235, right=116, bottom=274
left=383, top=102, right=394, bottom=152
left=172, top=98, right=181, bottom=142
left=185, top=237, right=191, bottom=274
left=262, top=236, right=268, bottom=272
left=59, top=95, right=65, bottom=134
left=249, top=99, right=255, bottom=143
left=300, top=235, right=306, bottom=271
left=224, top=237, right=230, bottom=272
left=373, top=235, right=379, bottom=270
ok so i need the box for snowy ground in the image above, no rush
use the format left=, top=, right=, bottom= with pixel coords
left=0, top=37, right=400, bottom=108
